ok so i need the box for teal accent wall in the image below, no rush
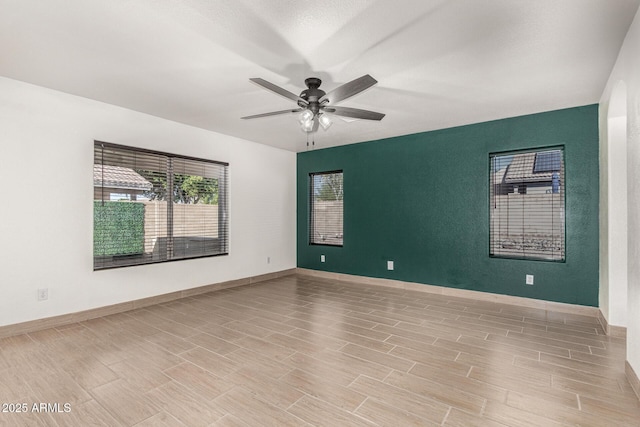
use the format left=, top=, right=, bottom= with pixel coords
left=297, top=105, right=599, bottom=306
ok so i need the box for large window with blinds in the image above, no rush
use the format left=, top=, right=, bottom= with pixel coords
left=93, top=141, right=228, bottom=270
left=490, top=148, right=565, bottom=261
left=309, top=171, right=343, bottom=246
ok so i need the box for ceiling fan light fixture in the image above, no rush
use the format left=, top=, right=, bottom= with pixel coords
left=319, top=114, right=332, bottom=130
left=298, top=109, right=313, bottom=124
left=300, top=118, right=314, bottom=132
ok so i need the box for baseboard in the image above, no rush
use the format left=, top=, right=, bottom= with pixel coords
left=0, top=268, right=297, bottom=339
left=627, top=361, right=640, bottom=401
left=597, top=309, right=627, bottom=339
left=296, top=268, right=600, bottom=317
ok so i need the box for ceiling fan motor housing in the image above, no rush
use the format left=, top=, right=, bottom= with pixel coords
left=299, top=77, right=325, bottom=115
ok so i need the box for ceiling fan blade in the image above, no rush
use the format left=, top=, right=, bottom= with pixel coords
left=325, top=106, right=385, bottom=121
left=249, top=78, right=307, bottom=104
left=320, top=74, right=378, bottom=104
left=241, top=108, right=303, bottom=119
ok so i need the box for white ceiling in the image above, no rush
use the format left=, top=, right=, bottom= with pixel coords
left=1, top=0, right=638, bottom=152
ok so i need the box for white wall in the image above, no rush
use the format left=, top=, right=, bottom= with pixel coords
left=599, top=6, right=640, bottom=381
left=0, top=76, right=296, bottom=327
left=600, top=84, right=628, bottom=327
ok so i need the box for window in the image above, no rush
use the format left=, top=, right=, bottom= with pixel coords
left=93, top=141, right=228, bottom=270
left=489, top=148, right=564, bottom=261
left=309, top=171, right=343, bottom=246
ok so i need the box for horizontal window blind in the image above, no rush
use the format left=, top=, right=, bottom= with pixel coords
left=94, top=141, right=228, bottom=270
left=490, top=148, right=564, bottom=261
left=309, top=171, right=343, bottom=246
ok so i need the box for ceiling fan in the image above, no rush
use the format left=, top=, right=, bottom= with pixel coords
left=241, top=75, right=385, bottom=132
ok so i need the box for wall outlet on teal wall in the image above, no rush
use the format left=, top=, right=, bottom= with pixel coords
left=321, top=255, right=325, bottom=263
left=387, top=261, right=394, bottom=270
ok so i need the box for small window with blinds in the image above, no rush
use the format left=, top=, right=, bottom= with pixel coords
left=309, top=171, right=343, bottom=246
left=94, top=141, right=229, bottom=270
left=490, top=148, right=565, bottom=261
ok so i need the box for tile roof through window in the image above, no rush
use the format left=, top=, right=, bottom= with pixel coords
left=93, top=165, right=152, bottom=191
left=503, top=151, right=561, bottom=184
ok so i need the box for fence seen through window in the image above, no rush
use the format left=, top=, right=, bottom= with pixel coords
left=490, top=148, right=565, bottom=261
left=94, top=141, right=228, bottom=270
left=309, top=171, right=343, bottom=246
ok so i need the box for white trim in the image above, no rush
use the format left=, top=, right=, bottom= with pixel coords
left=0, top=269, right=296, bottom=339
left=296, top=268, right=599, bottom=317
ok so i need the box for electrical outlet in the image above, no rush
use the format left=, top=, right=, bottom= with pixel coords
left=37, top=288, right=48, bottom=301
left=267, top=256, right=271, bottom=264
left=321, top=255, right=326, bottom=263
left=387, top=260, right=394, bottom=271
left=526, top=274, right=534, bottom=285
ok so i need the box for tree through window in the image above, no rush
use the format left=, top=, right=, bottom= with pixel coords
left=93, top=141, right=229, bottom=270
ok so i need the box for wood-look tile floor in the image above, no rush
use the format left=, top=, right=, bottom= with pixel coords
left=1, top=274, right=639, bottom=426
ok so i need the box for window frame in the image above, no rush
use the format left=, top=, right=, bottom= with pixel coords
left=93, top=140, right=229, bottom=270
left=489, top=146, right=566, bottom=262
left=309, top=170, right=344, bottom=247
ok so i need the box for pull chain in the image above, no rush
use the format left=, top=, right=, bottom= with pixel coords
left=305, top=131, right=316, bottom=150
